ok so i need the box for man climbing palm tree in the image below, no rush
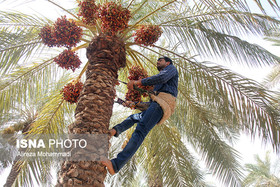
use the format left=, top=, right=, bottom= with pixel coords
left=102, top=56, right=178, bottom=174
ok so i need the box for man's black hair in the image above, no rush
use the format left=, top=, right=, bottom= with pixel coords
left=158, top=56, right=172, bottom=64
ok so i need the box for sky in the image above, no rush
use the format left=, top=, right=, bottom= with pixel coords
left=0, top=0, right=280, bottom=186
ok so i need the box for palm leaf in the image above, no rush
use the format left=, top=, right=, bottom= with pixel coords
left=6, top=76, right=76, bottom=187
left=193, top=0, right=280, bottom=13
left=0, top=59, right=60, bottom=117
left=28, top=75, right=76, bottom=135
left=157, top=7, right=280, bottom=67
left=263, top=64, right=280, bottom=89
left=185, top=61, right=279, bottom=149
left=0, top=11, right=52, bottom=75
left=243, top=151, right=280, bottom=186
left=180, top=112, right=243, bottom=186
left=13, top=158, right=54, bottom=187
left=265, top=28, right=280, bottom=46
left=145, top=124, right=206, bottom=186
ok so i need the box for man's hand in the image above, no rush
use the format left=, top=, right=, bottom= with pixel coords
left=127, top=79, right=142, bottom=90
left=122, top=100, right=134, bottom=107
left=127, top=80, right=135, bottom=90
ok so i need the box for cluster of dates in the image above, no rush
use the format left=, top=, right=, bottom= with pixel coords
left=98, top=2, right=131, bottom=35
left=39, top=16, right=84, bottom=103
left=54, top=49, right=81, bottom=72
left=40, top=16, right=83, bottom=48
left=125, top=66, right=153, bottom=103
left=78, top=0, right=99, bottom=25
left=78, top=0, right=130, bottom=35
left=78, top=0, right=161, bottom=45
left=61, top=81, right=84, bottom=104
left=133, top=25, right=163, bottom=46
left=40, top=16, right=83, bottom=72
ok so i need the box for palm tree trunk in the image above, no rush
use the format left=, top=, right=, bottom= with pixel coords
left=56, top=34, right=126, bottom=186
left=148, top=155, right=163, bottom=187
left=148, top=171, right=163, bottom=187
left=4, top=155, right=22, bottom=187
left=4, top=120, right=33, bottom=187
left=149, top=177, right=163, bottom=187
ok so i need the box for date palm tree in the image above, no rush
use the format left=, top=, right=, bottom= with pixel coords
left=264, top=29, right=280, bottom=89
left=242, top=151, right=280, bottom=187
left=1, top=0, right=280, bottom=186
left=1, top=73, right=76, bottom=187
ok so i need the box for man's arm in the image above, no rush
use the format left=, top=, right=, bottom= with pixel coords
left=127, top=65, right=177, bottom=89
left=141, top=65, right=177, bottom=86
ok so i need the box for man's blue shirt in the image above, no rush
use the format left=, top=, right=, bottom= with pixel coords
left=141, top=64, right=179, bottom=97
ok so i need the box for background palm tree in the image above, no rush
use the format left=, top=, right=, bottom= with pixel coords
left=264, top=29, right=280, bottom=89
left=242, top=151, right=280, bottom=187
left=1, top=0, right=280, bottom=186
left=0, top=72, right=75, bottom=186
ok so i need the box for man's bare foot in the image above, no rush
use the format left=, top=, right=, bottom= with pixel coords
left=109, top=128, right=116, bottom=137
left=101, top=160, right=115, bottom=175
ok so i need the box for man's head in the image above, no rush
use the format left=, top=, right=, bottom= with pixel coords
left=157, top=56, right=172, bottom=71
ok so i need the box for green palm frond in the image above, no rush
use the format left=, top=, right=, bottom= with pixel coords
left=13, top=158, right=54, bottom=187
left=183, top=115, right=243, bottom=186
left=265, top=29, right=280, bottom=46
left=192, top=64, right=279, bottom=148
left=0, top=137, right=17, bottom=172
left=118, top=160, right=139, bottom=187
left=265, top=37, right=280, bottom=46
left=0, top=59, right=61, bottom=117
left=0, top=11, right=51, bottom=75
left=190, top=0, right=280, bottom=13
left=168, top=58, right=279, bottom=185
left=0, top=106, right=35, bottom=172
left=145, top=124, right=205, bottom=186
left=157, top=8, right=280, bottom=66
left=1, top=73, right=75, bottom=187
left=106, top=156, right=139, bottom=187
left=171, top=87, right=243, bottom=186
left=243, top=151, right=280, bottom=186
left=263, top=29, right=280, bottom=89
left=185, top=61, right=279, bottom=149
left=263, top=64, right=280, bottom=89
left=28, top=75, right=76, bottom=135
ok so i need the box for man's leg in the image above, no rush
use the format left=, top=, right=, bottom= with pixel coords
left=111, top=102, right=163, bottom=173
left=103, top=112, right=145, bottom=174
left=112, top=112, right=144, bottom=137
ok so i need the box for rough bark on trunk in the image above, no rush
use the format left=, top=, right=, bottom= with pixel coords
left=147, top=152, right=164, bottom=187
left=148, top=174, right=164, bottom=187
left=148, top=164, right=163, bottom=187
left=4, top=120, right=33, bottom=187
left=4, top=156, right=22, bottom=187
left=56, top=34, right=126, bottom=187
